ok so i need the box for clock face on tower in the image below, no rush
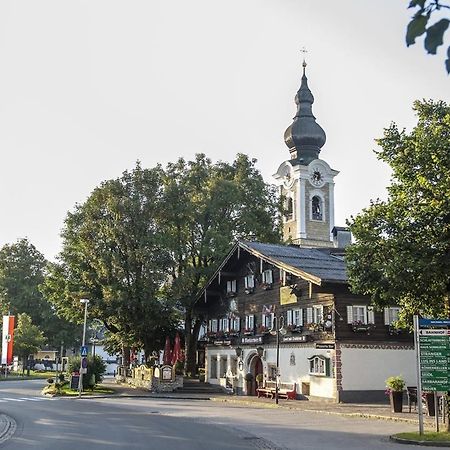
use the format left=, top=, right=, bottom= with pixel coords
left=309, top=166, right=325, bottom=187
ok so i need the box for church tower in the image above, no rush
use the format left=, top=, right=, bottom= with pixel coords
left=273, top=61, right=338, bottom=247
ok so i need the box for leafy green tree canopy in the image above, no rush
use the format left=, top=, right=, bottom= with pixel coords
left=14, top=313, right=46, bottom=362
left=346, top=100, right=450, bottom=325
left=42, top=163, right=180, bottom=358
left=406, top=0, right=450, bottom=73
left=161, top=153, right=281, bottom=373
left=0, top=238, right=79, bottom=349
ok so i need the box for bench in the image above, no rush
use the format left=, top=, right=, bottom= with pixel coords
left=257, top=381, right=276, bottom=398
left=256, top=381, right=297, bottom=400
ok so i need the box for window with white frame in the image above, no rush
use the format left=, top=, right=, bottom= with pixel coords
left=287, top=309, right=303, bottom=327
left=308, top=355, right=331, bottom=376
left=199, top=323, right=207, bottom=339
left=230, top=317, right=240, bottom=332
left=219, top=318, right=229, bottom=332
left=384, top=307, right=400, bottom=325
left=346, top=305, right=375, bottom=325
left=226, top=279, right=237, bottom=294
left=313, top=305, right=323, bottom=324
left=262, top=269, right=273, bottom=285
left=245, top=314, right=255, bottom=331
left=262, top=312, right=274, bottom=329
left=244, top=274, right=255, bottom=289
left=208, top=319, right=218, bottom=333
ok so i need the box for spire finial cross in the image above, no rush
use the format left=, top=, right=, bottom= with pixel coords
left=301, top=47, right=308, bottom=74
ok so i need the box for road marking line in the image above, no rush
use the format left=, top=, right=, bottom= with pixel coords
left=2, top=398, right=25, bottom=402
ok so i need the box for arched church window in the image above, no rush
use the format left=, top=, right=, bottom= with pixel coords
left=285, top=197, right=293, bottom=220
left=312, top=196, right=323, bottom=221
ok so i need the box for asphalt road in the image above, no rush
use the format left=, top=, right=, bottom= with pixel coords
left=0, top=379, right=445, bottom=450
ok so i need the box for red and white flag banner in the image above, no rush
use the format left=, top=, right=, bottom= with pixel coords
left=2, top=315, right=15, bottom=365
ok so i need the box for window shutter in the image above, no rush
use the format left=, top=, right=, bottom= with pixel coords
left=250, top=314, right=255, bottom=329
left=267, top=270, right=273, bottom=284
left=232, top=280, right=237, bottom=292
left=306, top=307, right=313, bottom=324
left=347, top=306, right=353, bottom=324
left=287, top=310, right=293, bottom=326
left=367, top=306, right=375, bottom=325
left=363, top=306, right=368, bottom=324
left=298, top=309, right=303, bottom=326
left=236, top=317, right=241, bottom=331
left=325, top=358, right=331, bottom=377
left=384, top=308, right=390, bottom=325
left=208, top=320, right=212, bottom=331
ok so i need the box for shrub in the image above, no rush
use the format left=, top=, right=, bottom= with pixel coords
left=58, top=373, right=65, bottom=382
left=67, top=355, right=107, bottom=389
left=386, top=375, right=405, bottom=392
left=47, top=377, right=54, bottom=384
left=255, top=373, right=264, bottom=383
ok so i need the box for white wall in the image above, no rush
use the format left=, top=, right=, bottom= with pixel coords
left=340, top=347, right=416, bottom=390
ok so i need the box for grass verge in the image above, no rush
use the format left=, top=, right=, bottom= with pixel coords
left=42, top=382, right=115, bottom=397
left=1, top=371, right=56, bottom=380
left=394, top=431, right=450, bottom=442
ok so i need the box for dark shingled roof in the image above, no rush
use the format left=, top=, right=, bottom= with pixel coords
left=240, top=241, right=348, bottom=284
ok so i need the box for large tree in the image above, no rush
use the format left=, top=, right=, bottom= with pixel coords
left=161, top=153, right=281, bottom=374
left=41, top=164, right=180, bottom=360
left=346, top=100, right=450, bottom=325
left=0, top=239, right=79, bottom=350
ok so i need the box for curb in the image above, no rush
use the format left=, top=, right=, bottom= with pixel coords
left=210, top=397, right=430, bottom=425
left=390, top=435, right=450, bottom=447
left=0, top=414, right=16, bottom=444
left=82, top=394, right=212, bottom=401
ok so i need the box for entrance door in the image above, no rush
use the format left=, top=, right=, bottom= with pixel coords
left=251, top=355, right=263, bottom=396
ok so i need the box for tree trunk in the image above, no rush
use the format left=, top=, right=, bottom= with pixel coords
left=122, top=344, right=130, bottom=376
left=184, top=309, right=201, bottom=376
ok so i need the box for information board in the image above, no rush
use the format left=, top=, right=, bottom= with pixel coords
left=419, top=329, right=450, bottom=391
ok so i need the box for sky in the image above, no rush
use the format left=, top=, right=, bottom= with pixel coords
left=0, top=1, right=448, bottom=261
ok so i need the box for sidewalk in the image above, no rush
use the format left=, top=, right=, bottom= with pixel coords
left=101, top=380, right=442, bottom=429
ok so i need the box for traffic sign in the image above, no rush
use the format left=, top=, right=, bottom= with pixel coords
left=80, top=345, right=88, bottom=357
left=80, top=356, right=88, bottom=374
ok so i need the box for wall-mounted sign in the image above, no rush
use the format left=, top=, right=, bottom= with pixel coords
left=241, top=336, right=263, bottom=345
left=280, top=286, right=297, bottom=305
left=315, top=343, right=335, bottom=350
left=160, top=365, right=174, bottom=382
left=213, top=340, right=232, bottom=346
left=282, top=335, right=307, bottom=343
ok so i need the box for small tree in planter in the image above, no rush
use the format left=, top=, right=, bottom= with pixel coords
left=255, top=373, right=264, bottom=388
left=386, top=375, right=405, bottom=413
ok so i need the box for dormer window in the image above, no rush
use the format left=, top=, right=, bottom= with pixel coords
left=262, top=269, right=273, bottom=285
left=226, top=280, right=237, bottom=295
left=244, top=274, right=255, bottom=289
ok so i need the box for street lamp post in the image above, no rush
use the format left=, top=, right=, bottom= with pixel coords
left=79, top=298, right=89, bottom=398
left=270, top=313, right=287, bottom=405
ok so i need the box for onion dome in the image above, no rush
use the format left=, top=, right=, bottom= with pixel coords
left=284, top=62, right=326, bottom=165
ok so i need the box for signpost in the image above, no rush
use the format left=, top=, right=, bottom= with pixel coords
left=414, top=316, right=450, bottom=435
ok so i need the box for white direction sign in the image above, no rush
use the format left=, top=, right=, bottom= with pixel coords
left=418, top=329, right=450, bottom=336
